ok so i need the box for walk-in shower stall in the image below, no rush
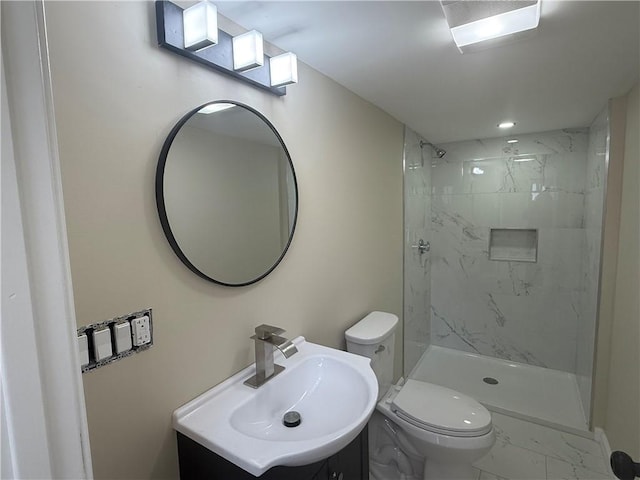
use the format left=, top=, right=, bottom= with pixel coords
left=403, top=106, right=610, bottom=434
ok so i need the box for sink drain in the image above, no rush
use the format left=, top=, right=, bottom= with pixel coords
left=283, top=411, right=301, bottom=428
left=483, top=377, right=499, bottom=385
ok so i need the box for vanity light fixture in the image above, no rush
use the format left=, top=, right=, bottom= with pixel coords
left=156, top=0, right=298, bottom=96
left=232, top=30, right=264, bottom=72
left=498, top=121, right=516, bottom=129
left=441, top=0, right=541, bottom=53
left=270, top=52, right=298, bottom=87
left=182, top=0, right=218, bottom=51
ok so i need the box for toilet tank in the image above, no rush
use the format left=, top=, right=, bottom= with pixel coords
left=345, top=312, right=398, bottom=400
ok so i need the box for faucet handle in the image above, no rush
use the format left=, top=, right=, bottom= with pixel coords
left=254, top=324, right=285, bottom=339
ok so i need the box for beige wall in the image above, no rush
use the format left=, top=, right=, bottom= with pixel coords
left=44, top=2, right=403, bottom=478
left=604, top=83, right=640, bottom=457
left=592, top=96, right=628, bottom=429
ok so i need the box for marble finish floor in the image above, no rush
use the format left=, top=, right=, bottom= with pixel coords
left=473, top=412, right=613, bottom=480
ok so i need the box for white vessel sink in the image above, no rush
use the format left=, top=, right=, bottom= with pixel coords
left=172, top=336, right=378, bottom=476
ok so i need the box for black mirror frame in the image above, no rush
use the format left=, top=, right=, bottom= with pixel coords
left=155, top=100, right=299, bottom=287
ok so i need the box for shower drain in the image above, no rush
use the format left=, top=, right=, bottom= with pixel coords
left=483, top=377, right=499, bottom=385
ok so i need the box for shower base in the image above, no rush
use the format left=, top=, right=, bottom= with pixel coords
left=409, top=345, right=590, bottom=436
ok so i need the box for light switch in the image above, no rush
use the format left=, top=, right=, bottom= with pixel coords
left=93, top=327, right=113, bottom=361
left=114, top=322, right=132, bottom=354
left=78, top=333, right=89, bottom=367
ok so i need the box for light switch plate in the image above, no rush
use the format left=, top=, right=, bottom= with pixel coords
left=78, top=307, right=152, bottom=372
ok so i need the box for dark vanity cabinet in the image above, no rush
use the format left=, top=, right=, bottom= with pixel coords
left=176, top=426, right=368, bottom=480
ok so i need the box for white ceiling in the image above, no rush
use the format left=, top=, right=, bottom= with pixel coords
left=216, top=1, right=640, bottom=144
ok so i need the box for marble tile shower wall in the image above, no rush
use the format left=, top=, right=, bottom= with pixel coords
left=576, top=107, right=609, bottom=415
left=404, top=127, right=432, bottom=376
left=430, top=129, right=590, bottom=373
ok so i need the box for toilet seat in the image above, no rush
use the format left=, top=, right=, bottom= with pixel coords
left=390, top=380, right=492, bottom=438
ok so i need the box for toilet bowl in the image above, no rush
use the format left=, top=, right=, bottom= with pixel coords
left=345, top=312, right=495, bottom=480
left=377, top=380, right=495, bottom=480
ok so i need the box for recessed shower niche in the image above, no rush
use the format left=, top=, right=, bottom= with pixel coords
left=488, top=228, right=538, bottom=262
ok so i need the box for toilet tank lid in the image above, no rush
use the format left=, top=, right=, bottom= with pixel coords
left=345, top=311, right=398, bottom=345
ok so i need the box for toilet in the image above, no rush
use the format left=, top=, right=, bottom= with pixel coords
left=345, top=312, right=495, bottom=480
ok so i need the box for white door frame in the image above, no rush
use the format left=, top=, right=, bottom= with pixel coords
left=1, top=1, right=92, bottom=477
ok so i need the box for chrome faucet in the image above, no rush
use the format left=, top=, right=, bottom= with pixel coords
left=244, top=324, right=298, bottom=388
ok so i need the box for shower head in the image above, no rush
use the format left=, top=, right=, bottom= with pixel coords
left=419, top=140, right=446, bottom=158
left=433, top=146, right=447, bottom=158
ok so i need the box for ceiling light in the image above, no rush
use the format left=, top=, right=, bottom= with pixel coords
left=270, top=52, right=298, bottom=87
left=514, top=157, right=535, bottom=162
left=198, top=103, right=235, bottom=114
left=182, top=1, right=218, bottom=51
left=507, top=139, right=519, bottom=143
left=442, top=1, right=541, bottom=53
left=232, top=30, right=264, bottom=72
left=498, top=121, right=516, bottom=129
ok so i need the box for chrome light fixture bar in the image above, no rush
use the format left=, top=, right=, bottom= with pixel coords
left=156, top=0, right=298, bottom=96
left=441, top=1, right=541, bottom=53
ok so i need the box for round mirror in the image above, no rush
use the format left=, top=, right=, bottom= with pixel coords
left=156, top=101, right=298, bottom=286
